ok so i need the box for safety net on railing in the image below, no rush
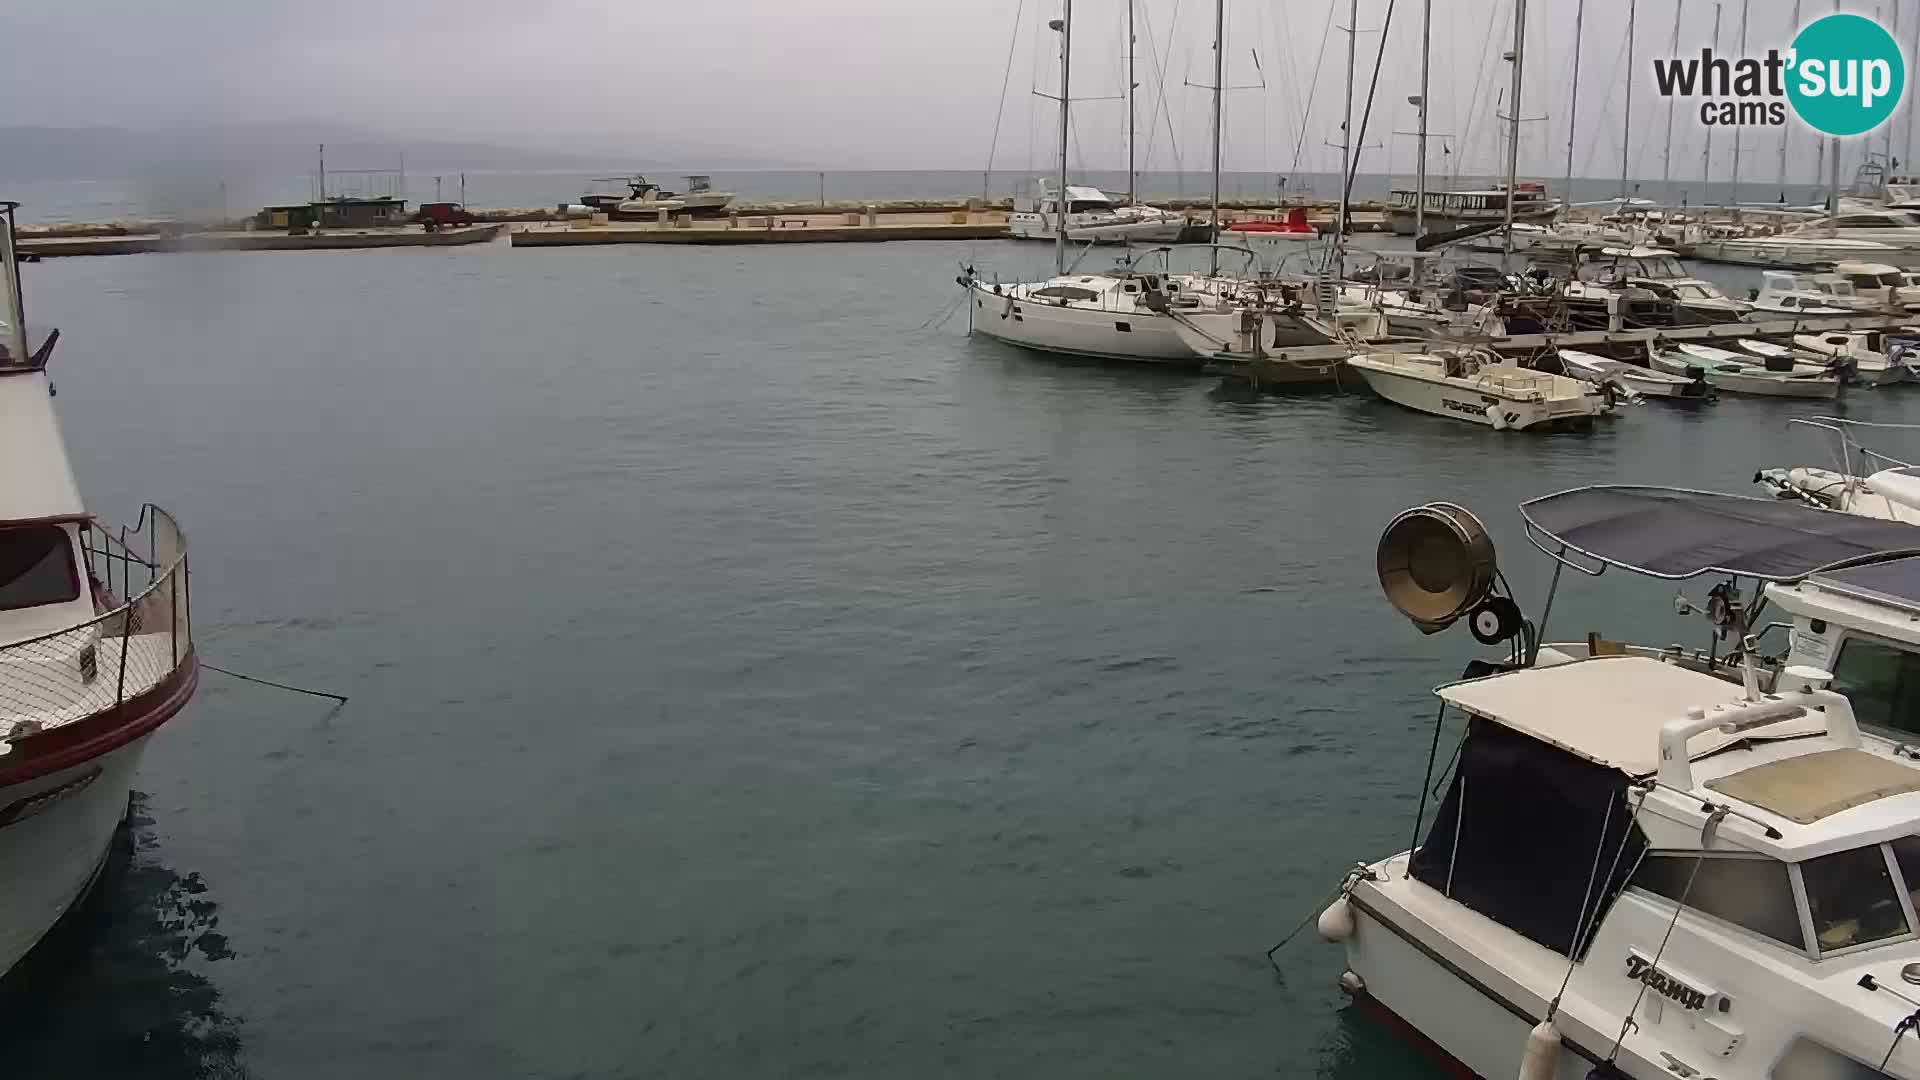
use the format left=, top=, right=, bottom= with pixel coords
left=0, top=506, right=191, bottom=735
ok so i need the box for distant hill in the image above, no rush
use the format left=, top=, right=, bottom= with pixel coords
left=0, top=124, right=787, bottom=182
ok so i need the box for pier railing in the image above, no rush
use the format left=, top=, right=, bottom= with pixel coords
left=0, top=506, right=191, bottom=730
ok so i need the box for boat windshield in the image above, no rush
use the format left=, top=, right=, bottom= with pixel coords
left=1884, top=272, right=1908, bottom=287
left=1802, top=845, right=1912, bottom=953
left=1671, top=283, right=1715, bottom=299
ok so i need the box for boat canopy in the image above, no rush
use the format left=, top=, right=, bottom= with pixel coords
left=1435, top=656, right=1818, bottom=776
left=1809, top=551, right=1920, bottom=615
left=1518, top=485, right=1920, bottom=581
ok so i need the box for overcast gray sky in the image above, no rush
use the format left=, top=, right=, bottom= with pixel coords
left=5, top=0, right=1915, bottom=183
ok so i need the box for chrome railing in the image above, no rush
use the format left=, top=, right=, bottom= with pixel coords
left=0, top=506, right=191, bottom=732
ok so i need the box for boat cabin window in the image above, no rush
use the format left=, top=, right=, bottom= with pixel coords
left=1066, top=200, right=1110, bottom=214
left=0, top=525, right=79, bottom=612
left=1631, top=853, right=1806, bottom=950
left=1673, top=284, right=1713, bottom=299
left=1881, top=272, right=1907, bottom=286
left=1772, top=1037, right=1895, bottom=1078
left=1848, top=274, right=1889, bottom=291
left=1028, top=285, right=1101, bottom=302
left=1801, top=845, right=1911, bottom=952
left=1827, top=634, right=1920, bottom=741
left=1839, top=214, right=1898, bottom=228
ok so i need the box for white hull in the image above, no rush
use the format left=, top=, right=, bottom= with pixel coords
left=1654, top=347, right=1842, bottom=398
left=1693, top=238, right=1920, bottom=269
left=967, top=283, right=1198, bottom=363
left=1009, top=213, right=1188, bottom=244
left=1347, top=355, right=1602, bottom=430
left=0, top=734, right=150, bottom=977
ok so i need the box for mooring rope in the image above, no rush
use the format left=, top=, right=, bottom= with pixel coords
left=202, top=663, right=348, bottom=704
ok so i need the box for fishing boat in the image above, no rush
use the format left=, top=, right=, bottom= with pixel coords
left=1008, top=181, right=1188, bottom=244
left=1344, top=346, right=1605, bottom=430
left=1651, top=343, right=1841, bottom=399
left=1553, top=348, right=1714, bottom=404
left=0, top=200, right=198, bottom=979
left=1220, top=207, right=1320, bottom=255
left=1324, top=486, right=1920, bottom=1080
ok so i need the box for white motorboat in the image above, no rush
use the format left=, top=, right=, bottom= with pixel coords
left=1345, top=346, right=1605, bottom=430
left=1652, top=343, right=1841, bottom=398
left=1757, top=417, right=1920, bottom=524
left=1832, top=260, right=1920, bottom=311
left=602, top=174, right=735, bottom=217
left=1690, top=234, right=1916, bottom=269
left=1749, top=270, right=1872, bottom=315
left=0, top=200, right=198, bottom=979
left=1328, top=487, right=1920, bottom=1080
left=1790, top=330, right=1908, bottom=385
left=1555, top=348, right=1714, bottom=404
left=1009, top=181, right=1188, bottom=245
left=1588, top=247, right=1753, bottom=322
left=1782, top=205, right=1920, bottom=247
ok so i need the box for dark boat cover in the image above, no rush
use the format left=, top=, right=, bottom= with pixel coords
left=1519, top=485, right=1920, bottom=581
left=1410, top=716, right=1647, bottom=959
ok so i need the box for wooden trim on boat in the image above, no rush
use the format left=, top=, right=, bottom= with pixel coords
left=1346, top=888, right=1605, bottom=1067
left=0, top=654, right=198, bottom=788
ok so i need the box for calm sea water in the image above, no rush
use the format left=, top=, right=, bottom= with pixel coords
left=10, top=170, right=1831, bottom=224
left=0, top=236, right=1914, bottom=1079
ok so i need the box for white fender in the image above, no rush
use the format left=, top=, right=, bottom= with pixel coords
left=1517, top=1019, right=1562, bottom=1080
left=1317, top=897, right=1357, bottom=942
left=1486, top=405, right=1508, bottom=431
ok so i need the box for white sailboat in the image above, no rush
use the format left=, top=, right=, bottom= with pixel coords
left=963, top=0, right=1237, bottom=365
left=0, top=200, right=199, bottom=978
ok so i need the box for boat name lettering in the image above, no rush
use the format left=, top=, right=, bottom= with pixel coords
left=1625, top=952, right=1712, bottom=1011
left=1441, top=398, right=1488, bottom=417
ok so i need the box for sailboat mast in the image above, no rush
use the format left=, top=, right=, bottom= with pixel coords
left=1663, top=0, right=1682, bottom=189
left=1620, top=0, right=1636, bottom=203
left=1781, top=0, right=1799, bottom=190
left=1337, top=0, right=1357, bottom=280
left=1888, top=4, right=1899, bottom=168
left=1126, top=0, right=1137, bottom=205
left=1910, top=0, right=1919, bottom=166
left=1210, top=0, right=1225, bottom=276
left=1703, top=4, right=1720, bottom=201
left=1056, top=0, right=1072, bottom=277
left=1564, top=0, right=1585, bottom=215
left=1503, top=0, right=1526, bottom=257
left=1731, top=0, right=1748, bottom=204
left=1416, top=0, right=1432, bottom=245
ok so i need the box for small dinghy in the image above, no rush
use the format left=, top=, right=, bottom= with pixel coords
left=1652, top=343, right=1841, bottom=399
left=1554, top=348, right=1714, bottom=405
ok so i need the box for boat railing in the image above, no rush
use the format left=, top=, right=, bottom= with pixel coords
left=1787, top=417, right=1919, bottom=478
left=0, top=505, right=191, bottom=730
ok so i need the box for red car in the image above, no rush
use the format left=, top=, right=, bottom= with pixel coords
left=414, top=202, right=478, bottom=228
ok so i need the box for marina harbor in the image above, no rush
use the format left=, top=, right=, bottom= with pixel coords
left=15, top=0, right=1920, bottom=1078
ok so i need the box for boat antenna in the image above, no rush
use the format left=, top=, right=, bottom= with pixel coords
left=1619, top=0, right=1636, bottom=206
left=1563, top=0, right=1585, bottom=220
left=1664, top=0, right=1683, bottom=191
left=1209, top=0, right=1225, bottom=276
left=1054, top=0, right=1072, bottom=277
left=1502, top=0, right=1526, bottom=261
